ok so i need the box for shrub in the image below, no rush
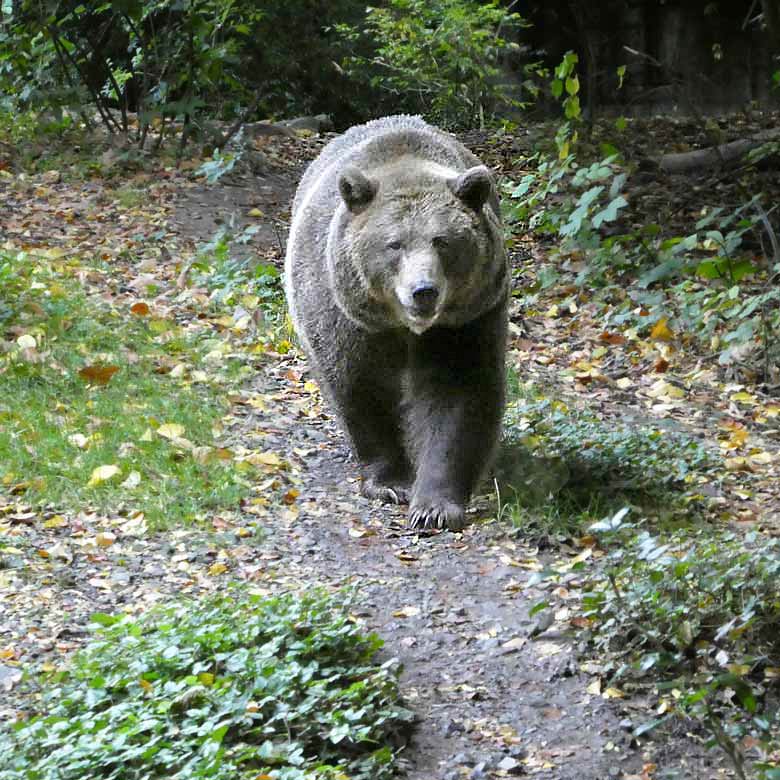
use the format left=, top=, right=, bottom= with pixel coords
left=337, top=0, right=526, bottom=128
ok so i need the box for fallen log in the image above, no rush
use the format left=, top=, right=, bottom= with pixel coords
left=657, top=129, right=780, bottom=174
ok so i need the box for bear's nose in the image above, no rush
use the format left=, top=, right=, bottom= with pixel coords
left=412, top=284, right=439, bottom=311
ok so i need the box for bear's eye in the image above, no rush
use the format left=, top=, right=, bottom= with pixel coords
left=432, top=236, right=449, bottom=250
left=386, top=239, right=402, bottom=251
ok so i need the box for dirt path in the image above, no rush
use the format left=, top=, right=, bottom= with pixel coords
left=241, top=356, right=728, bottom=779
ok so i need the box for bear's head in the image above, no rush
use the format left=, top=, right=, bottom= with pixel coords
left=331, top=158, right=505, bottom=334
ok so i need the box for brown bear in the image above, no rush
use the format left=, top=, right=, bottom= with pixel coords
left=285, top=115, right=507, bottom=530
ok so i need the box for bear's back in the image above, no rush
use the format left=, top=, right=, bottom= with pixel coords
left=292, top=115, right=481, bottom=217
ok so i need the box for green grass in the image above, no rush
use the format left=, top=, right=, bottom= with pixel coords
left=0, top=248, right=250, bottom=528
left=496, top=377, right=718, bottom=541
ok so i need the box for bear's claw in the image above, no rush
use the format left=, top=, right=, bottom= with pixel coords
left=408, top=500, right=466, bottom=531
left=361, top=477, right=410, bottom=505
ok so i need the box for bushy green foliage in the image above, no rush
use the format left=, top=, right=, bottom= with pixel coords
left=0, top=0, right=368, bottom=146
left=506, top=142, right=780, bottom=374
left=0, top=589, right=413, bottom=780
left=505, top=53, right=780, bottom=377
left=337, top=0, right=525, bottom=128
left=583, top=514, right=780, bottom=778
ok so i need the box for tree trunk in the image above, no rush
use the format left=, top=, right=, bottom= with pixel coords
left=762, top=0, right=780, bottom=51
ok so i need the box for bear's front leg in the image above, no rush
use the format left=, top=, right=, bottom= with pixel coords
left=406, top=306, right=506, bottom=531
left=330, top=332, right=413, bottom=505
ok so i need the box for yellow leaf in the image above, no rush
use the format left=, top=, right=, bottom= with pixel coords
left=650, top=317, right=675, bottom=341
left=139, top=679, right=153, bottom=692
left=140, top=428, right=154, bottom=442
left=95, top=532, right=116, bottom=547
left=720, top=428, right=748, bottom=451
left=88, top=464, right=121, bottom=487
left=157, top=423, right=185, bottom=440
left=730, top=391, right=757, bottom=405
left=208, top=562, right=228, bottom=576
left=248, top=208, right=265, bottom=218
left=603, top=687, right=625, bottom=699
left=750, top=451, right=773, bottom=465
left=586, top=678, right=602, bottom=695
left=725, top=456, right=754, bottom=473
left=393, top=606, right=421, bottom=618
left=43, top=515, right=68, bottom=529
left=248, top=451, right=283, bottom=467
left=647, top=379, right=685, bottom=399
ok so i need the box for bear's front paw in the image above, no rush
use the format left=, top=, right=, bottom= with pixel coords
left=361, top=476, right=410, bottom=505
left=408, top=499, right=466, bottom=531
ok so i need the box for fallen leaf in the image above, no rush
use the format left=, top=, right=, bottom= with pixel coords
left=282, top=489, right=299, bottom=505
left=501, top=636, right=527, bottom=652
left=68, top=432, right=89, bottom=449
left=78, top=364, right=120, bottom=385
left=95, top=531, right=116, bottom=547
left=130, top=302, right=150, bottom=316
left=393, top=606, right=421, bottom=618
left=650, top=317, right=675, bottom=341
left=87, top=464, right=121, bottom=486
left=725, top=456, right=754, bottom=472
left=157, top=423, right=185, bottom=439
left=586, top=678, right=602, bottom=695
left=121, top=470, right=141, bottom=488
left=599, top=332, right=625, bottom=345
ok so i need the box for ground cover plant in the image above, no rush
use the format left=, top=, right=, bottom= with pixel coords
left=582, top=513, right=780, bottom=779
left=497, top=380, right=717, bottom=542
left=0, top=247, right=250, bottom=528
left=0, top=589, right=413, bottom=780
left=505, top=120, right=780, bottom=380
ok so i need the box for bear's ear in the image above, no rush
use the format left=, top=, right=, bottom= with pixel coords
left=450, top=165, right=493, bottom=212
left=339, top=166, right=377, bottom=212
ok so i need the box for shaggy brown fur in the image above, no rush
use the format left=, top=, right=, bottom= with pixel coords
left=285, top=116, right=508, bottom=530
